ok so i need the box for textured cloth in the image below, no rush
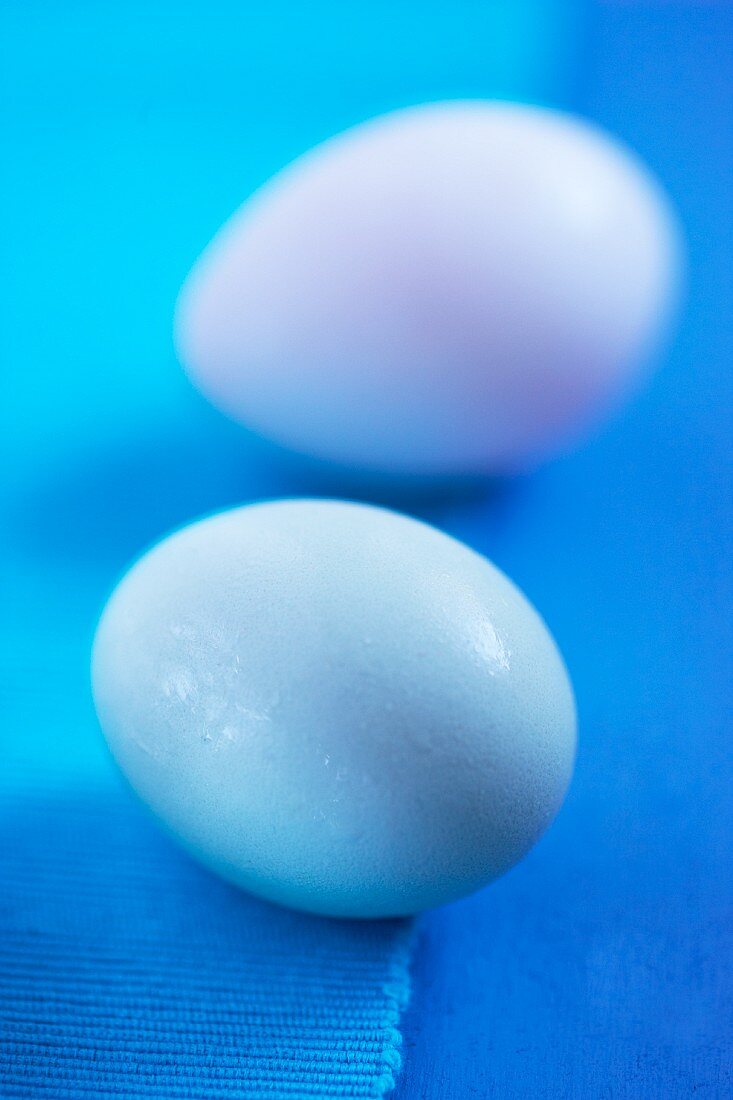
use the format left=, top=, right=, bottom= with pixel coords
left=0, top=784, right=412, bottom=1099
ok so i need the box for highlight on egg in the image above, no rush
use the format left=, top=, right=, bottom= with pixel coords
left=175, top=100, right=682, bottom=476
left=92, top=499, right=577, bottom=918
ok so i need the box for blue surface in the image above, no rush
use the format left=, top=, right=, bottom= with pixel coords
left=395, top=7, right=733, bottom=1097
left=1, top=2, right=731, bottom=1098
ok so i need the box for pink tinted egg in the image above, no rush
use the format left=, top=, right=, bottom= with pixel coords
left=176, top=101, right=681, bottom=475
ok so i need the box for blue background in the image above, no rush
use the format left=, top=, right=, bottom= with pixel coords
left=2, top=2, right=731, bottom=1097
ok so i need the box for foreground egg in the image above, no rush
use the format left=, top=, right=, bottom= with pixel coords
left=176, top=100, right=680, bottom=476
left=92, top=500, right=576, bottom=918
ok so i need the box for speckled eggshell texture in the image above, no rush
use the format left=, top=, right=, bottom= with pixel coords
left=92, top=500, right=576, bottom=918
left=175, top=100, right=681, bottom=475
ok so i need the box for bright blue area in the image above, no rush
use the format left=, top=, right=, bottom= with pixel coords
left=1, top=2, right=731, bottom=1098
left=0, top=3, right=583, bottom=1096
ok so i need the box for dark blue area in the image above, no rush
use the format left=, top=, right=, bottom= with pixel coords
left=396, top=7, right=733, bottom=1097
left=1, top=3, right=730, bottom=1097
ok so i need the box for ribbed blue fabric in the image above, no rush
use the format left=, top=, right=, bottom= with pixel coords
left=0, top=781, right=412, bottom=1099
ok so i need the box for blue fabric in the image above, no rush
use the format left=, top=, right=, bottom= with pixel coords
left=0, top=2, right=580, bottom=1097
left=0, top=783, right=412, bottom=1098
left=395, top=6, right=733, bottom=1097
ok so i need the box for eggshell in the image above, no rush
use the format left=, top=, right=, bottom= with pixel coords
left=92, top=499, right=576, bottom=918
left=175, top=100, right=681, bottom=475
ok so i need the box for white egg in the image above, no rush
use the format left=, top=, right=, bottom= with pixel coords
left=175, top=100, right=681, bottom=476
left=92, top=499, right=576, bottom=918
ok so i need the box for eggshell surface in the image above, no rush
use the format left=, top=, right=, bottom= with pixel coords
left=92, top=500, right=576, bottom=917
left=176, top=100, right=680, bottom=475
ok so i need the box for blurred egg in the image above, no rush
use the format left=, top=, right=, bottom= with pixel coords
left=92, top=499, right=576, bottom=918
left=175, top=100, right=681, bottom=476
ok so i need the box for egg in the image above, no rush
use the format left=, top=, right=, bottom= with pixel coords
left=92, top=499, right=576, bottom=918
left=175, top=100, right=681, bottom=476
